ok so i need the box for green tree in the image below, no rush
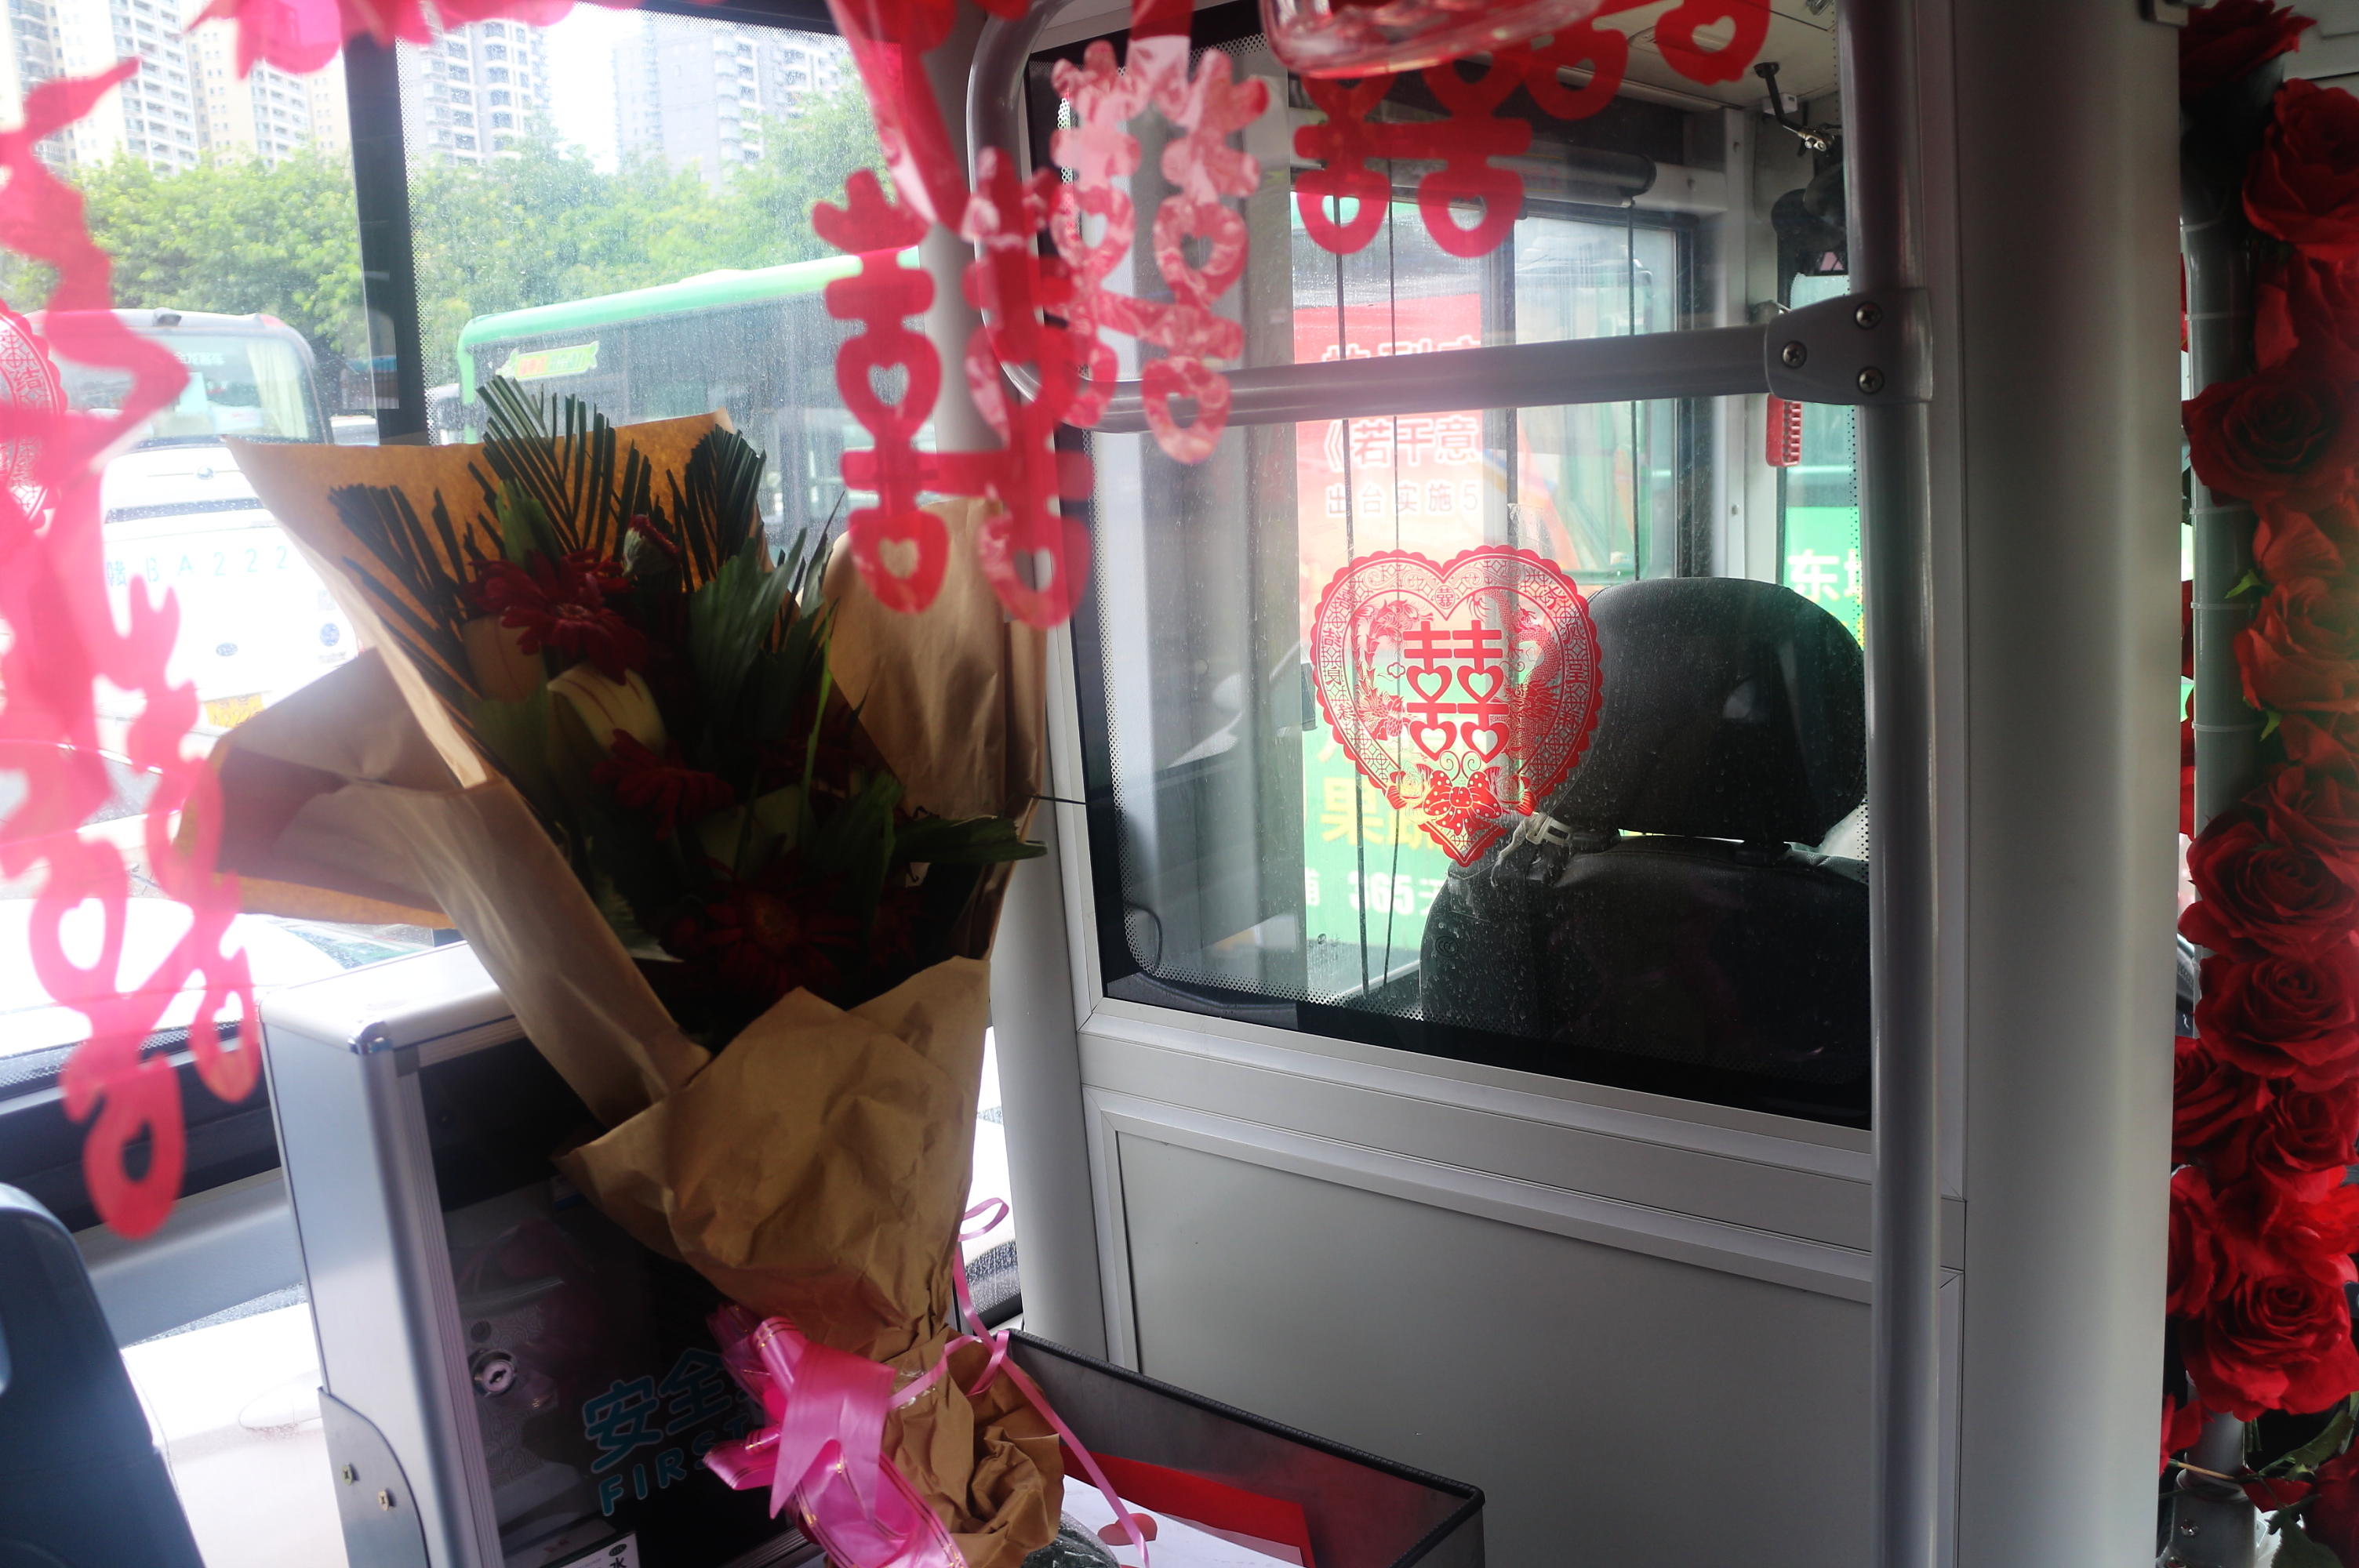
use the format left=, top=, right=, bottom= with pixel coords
left=75, top=150, right=369, bottom=366
left=715, top=80, right=892, bottom=267
left=0, top=87, right=889, bottom=394
left=407, top=125, right=735, bottom=387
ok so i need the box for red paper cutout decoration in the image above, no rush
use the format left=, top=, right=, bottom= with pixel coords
left=0, top=67, right=259, bottom=1239
left=1051, top=0, right=1270, bottom=462
left=1645, top=0, right=1773, bottom=86
left=812, top=9, right=1097, bottom=630
left=1310, top=547, right=1602, bottom=865
left=1295, top=0, right=1774, bottom=260
left=955, top=148, right=1094, bottom=626
left=1296, top=62, right=1536, bottom=260
left=827, top=0, right=996, bottom=231
left=194, top=0, right=634, bottom=79
left=1260, top=0, right=1608, bottom=79
left=812, top=177, right=948, bottom=615
left=0, top=305, right=61, bottom=520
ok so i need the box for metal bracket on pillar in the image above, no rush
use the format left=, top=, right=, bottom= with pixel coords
left=1762, top=288, right=1933, bottom=405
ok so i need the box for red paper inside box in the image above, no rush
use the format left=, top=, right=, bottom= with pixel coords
left=1062, top=1446, right=1319, bottom=1567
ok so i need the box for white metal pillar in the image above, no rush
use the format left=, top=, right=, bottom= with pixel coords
left=1946, top=2, right=2179, bottom=1563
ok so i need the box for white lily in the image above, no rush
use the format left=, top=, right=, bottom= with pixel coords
left=548, top=664, right=665, bottom=754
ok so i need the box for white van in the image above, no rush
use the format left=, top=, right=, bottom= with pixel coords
left=49, top=309, right=359, bottom=738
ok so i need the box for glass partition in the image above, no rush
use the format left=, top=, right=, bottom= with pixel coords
left=399, top=7, right=878, bottom=546
left=1030, top=8, right=1844, bottom=375
left=1058, top=9, right=1869, bottom=1125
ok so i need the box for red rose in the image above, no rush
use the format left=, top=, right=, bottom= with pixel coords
left=2283, top=713, right=2359, bottom=779
left=2175, top=1036, right=2275, bottom=1165
left=2194, top=945, right=2359, bottom=1087
left=2263, top=766, right=2359, bottom=883
left=2248, top=79, right=2359, bottom=260
left=2187, top=364, right=2359, bottom=510
left=2181, top=815, right=2359, bottom=956
left=2261, top=256, right=2359, bottom=376
left=2185, top=579, right=2197, bottom=679
left=2255, top=506, right=2356, bottom=584
left=2183, top=704, right=2199, bottom=839
left=2182, top=0, right=2314, bottom=103
left=2239, top=579, right=2359, bottom=714
left=2243, top=1079, right=2359, bottom=1196
left=2179, top=726, right=2198, bottom=839
left=2162, top=1392, right=2208, bottom=1475
left=2242, top=1473, right=2315, bottom=1512
left=2310, top=1445, right=2359, bottom=1563
left=2258, top=1178, right=2359, bottom=1267
left=2172, top=1165, right=2237, bottom=1318
left=2182, top=1254, right=2359, bottom=1419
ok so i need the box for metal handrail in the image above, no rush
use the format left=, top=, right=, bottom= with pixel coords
left=963, top=0, right=1787, bottom=426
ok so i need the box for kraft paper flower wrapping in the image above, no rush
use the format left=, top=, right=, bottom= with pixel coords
left=203, top=414, right=1059, bottom=1568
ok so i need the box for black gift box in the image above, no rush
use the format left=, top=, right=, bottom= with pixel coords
left=1007, top=1333, right=1484, bottom=1568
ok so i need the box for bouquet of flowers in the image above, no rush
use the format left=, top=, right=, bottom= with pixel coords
left=205, top=385, right=1061, bottom=1568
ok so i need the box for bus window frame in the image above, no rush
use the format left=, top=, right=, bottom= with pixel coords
left=1037, top=16, right=1872, bottom=1127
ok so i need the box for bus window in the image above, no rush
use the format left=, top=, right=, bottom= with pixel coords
left=400, top=8, right=882, bottom=550
left=1780, top=272, right=1864, bottom=650
left=1063, top=6, right=1868, bottom=1125
left=448, top=258, right=882, bottom=548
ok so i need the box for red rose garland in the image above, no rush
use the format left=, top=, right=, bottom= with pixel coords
left=2169, top=4, right=2359, bottom=1522
left=2182, top=0, right=2315, bottom=106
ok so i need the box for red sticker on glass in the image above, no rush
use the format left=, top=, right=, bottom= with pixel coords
left=1310, top=547, right=1601, bottom=865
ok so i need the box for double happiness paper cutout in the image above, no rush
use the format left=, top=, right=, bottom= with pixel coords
left=821, top=0, right=1096, bottom=626
left=1295, top=0, right=1773, bottom=260
left=1051, top=0, right=1269, bottom=462
left=1310, top=546, right=1601, bottom=865
left=0, top=70, right=260, bottom=1239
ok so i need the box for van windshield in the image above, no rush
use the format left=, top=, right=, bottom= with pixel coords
left=57, top=331, right=324, bottom=445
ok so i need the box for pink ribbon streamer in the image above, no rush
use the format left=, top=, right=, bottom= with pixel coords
left=704, top=1200, right=1152, bottom=1568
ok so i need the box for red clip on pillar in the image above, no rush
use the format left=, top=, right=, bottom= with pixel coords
left=1766, top=394, right=1803, bottom=468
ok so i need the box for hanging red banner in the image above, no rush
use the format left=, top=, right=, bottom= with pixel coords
left=1309, top=546, right=1602, bottom=865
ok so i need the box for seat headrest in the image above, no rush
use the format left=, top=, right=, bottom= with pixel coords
left=1543, top=577, right=1864, bottom=844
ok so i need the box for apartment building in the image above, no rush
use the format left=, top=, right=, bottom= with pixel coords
left=191, top=19, right=347, bottom=161
left=51, top=0, right=203, bottom=172
left=9, top=0, right=350, bottom=172
left=613, top=12, right=846, bottom=186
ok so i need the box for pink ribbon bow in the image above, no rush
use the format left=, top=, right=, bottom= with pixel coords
left=704, top=1200, right=1151, bottom=1568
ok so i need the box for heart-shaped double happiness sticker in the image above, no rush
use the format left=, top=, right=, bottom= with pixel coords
left=1310, top=546, right=1603, bottom=864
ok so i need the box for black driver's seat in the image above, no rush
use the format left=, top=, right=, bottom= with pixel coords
left=1419, top=576, right=1870, bottom=1091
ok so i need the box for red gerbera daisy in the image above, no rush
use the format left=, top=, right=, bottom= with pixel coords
left=593, top=732, right=735, bottom=841
left=663, top=874, right=861, bottom=1005
left=471, top=550, right=646, bottom=679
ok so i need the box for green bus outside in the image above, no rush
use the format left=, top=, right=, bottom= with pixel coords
left=453, top=256, right=885, bottom=544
